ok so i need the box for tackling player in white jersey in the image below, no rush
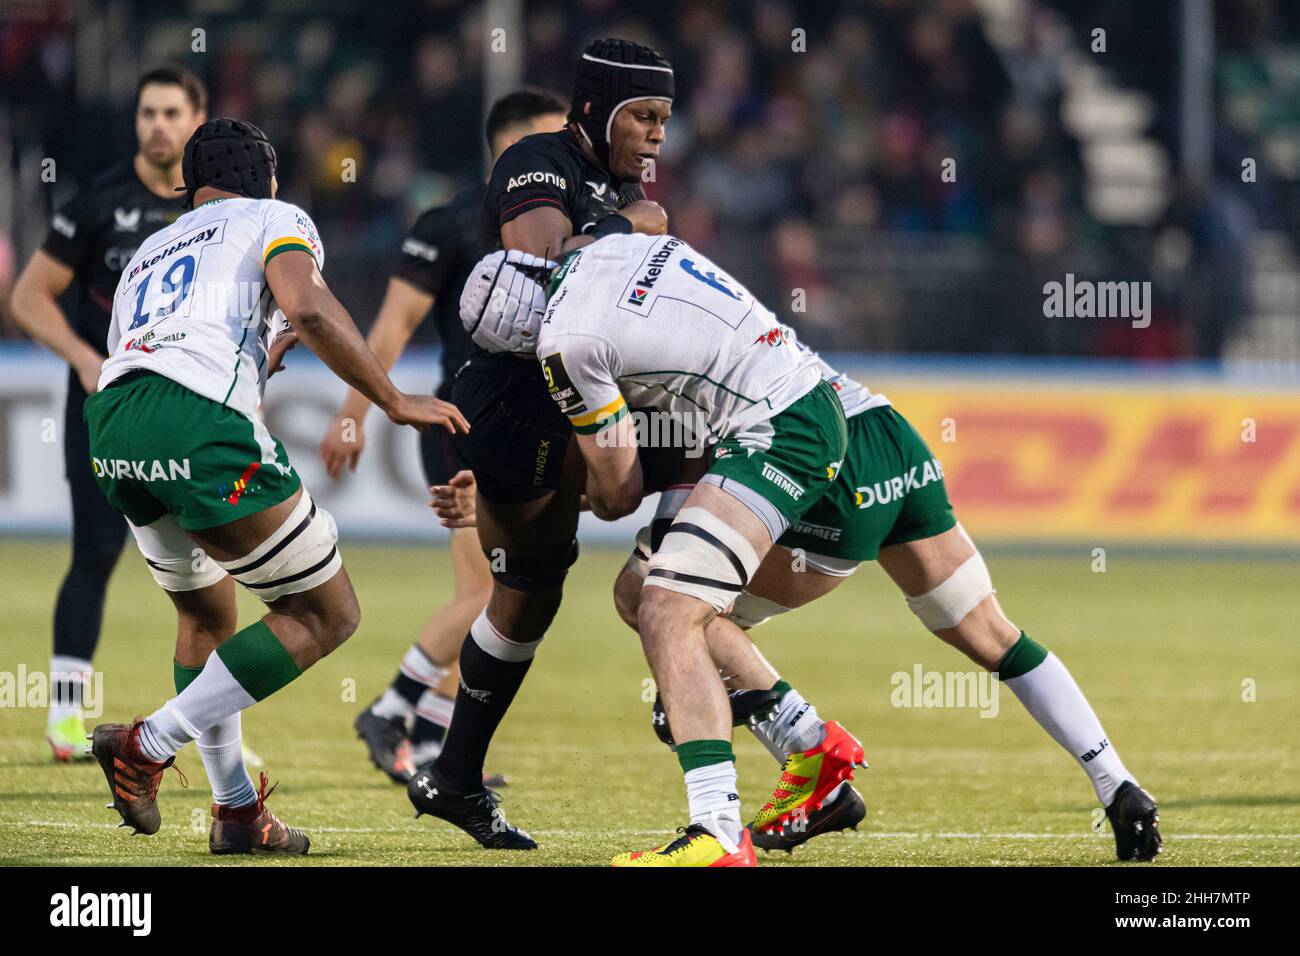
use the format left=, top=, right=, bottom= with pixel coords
left=460, top=235, right=862, bottom=866
left=457, top=234, right=1161, bottom=866
left=84, top=118, right=466, bottom=855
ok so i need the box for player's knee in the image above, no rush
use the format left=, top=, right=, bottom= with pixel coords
left=643, top=507, right=760, bottom=616
left=485, top=537, right=579, bottom=593
left=726, top=591, right=791, bottom=630
left=486, top=580, right=563, bottom=644
left=177, top=601, right=237, bottom=645
left=637, top=582, right=715, bottom=640
left=334, top=589, right=362, bottom=646
left=905, top=552, right=995, bottom=633
left=216, top=491, right=342, bottom=604
left=298, top=582, right=360, bottom=654
left=612, top=564, right=643, bottom=631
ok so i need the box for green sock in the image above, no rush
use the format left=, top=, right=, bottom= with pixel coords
left=215, top=620, right=301, bottom=701
left=676, top=738, right=735, bottom=774
left=173, top=660, right=204, bottom=694
left=996, top=631, right=1049, bottom=680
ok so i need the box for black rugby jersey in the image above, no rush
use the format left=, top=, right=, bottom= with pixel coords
left=391, top=184, right=491, bottom=395
left=482, top=128, right=645, bottom=253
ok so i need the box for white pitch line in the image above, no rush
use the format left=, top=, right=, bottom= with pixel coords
left=15, top=820, right=1300, bottom=840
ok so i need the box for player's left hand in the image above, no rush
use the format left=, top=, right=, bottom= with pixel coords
left=268, top=330, right=298, bottom=377
left=430, top=470, right=477, bottom=527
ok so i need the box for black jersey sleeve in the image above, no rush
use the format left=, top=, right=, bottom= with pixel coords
left=484, top=137, right=577, bottom=230
left=40, top=188, right=99, bottom=272
left=391, top=207, right=460, bottom=297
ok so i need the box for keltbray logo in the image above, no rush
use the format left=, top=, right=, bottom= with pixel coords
left=127, top=226, right=218, bottom=281
left=634, top=237, right=682, bottom=289
left=627, top=287, right=649, bottom=306
left=92, top=458, right=191, bottom=481
left=854, top=458, right=943, bottom=508
left=761, top=462, right=805, bottom=500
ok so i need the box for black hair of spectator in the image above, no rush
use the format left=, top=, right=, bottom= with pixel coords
left=485, top=88, right=569, bottom=148
left=135, top=66, right=208, bottom=114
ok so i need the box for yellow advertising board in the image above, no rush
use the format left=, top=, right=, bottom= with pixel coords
left=869, top=375, right=1300, bottom=545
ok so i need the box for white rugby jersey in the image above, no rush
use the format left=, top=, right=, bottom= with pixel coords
left=798, top=342, right=891, bottom=418
left=100, top=197, right=324, bottom=415
left=537, top=234, right=823, bottom=444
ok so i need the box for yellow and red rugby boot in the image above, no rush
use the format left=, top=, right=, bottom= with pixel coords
left=91, top=719, right=183, bottom=836
left=751, top=720, right=867, bottom=835
left=612, top=825, right=757, bottom=868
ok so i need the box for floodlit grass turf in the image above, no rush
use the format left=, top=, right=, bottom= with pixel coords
left=2, top=538, right=1298, bottom=867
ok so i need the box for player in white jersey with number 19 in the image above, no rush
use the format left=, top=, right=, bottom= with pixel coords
left=83, top=118, right=467, bottom=856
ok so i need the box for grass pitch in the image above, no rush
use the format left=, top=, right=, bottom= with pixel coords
left=2, top=538, right=1298, bottom=867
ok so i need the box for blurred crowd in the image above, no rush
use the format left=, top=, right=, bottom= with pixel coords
left=4, top=0, right=1300, bottom=359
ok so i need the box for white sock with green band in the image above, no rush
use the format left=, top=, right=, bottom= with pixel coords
left=750, top=680, right=824, bottom=760
left=137, top=621, right=299, bottom=763
left=998, top=632, right=1136, bottom=806
left=175, top=661, right=256, bottom=808
left=677, top=739, right=744, bottom=847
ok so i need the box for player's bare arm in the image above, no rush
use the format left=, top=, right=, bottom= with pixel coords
left=264, top=248, right=466, bottom=433
left=321, top=275, right=434, bottom=476
left=10, top=250, right=105, bottom=393
left=573, top=418, right=642, bottom=520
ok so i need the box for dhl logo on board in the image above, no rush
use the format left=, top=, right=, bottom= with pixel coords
left=873, top=381, right=1300, bottom=543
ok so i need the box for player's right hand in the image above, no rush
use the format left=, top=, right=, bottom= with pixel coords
left=386, top=393, right=470, bottom=434
left=619, top=200, right=668, bottom=236
left=429, top=470, right=477, bottom=528
left=320, top=412, right=365, bottom=479
left=75, top=355, right=104, bottom=395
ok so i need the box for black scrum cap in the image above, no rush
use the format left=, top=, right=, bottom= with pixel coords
left=180, top=118, right=277, bottom=208
left=570, top=39, right=673, bottom=170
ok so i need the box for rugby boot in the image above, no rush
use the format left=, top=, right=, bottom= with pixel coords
left=751, top=720, right=866, bottom=834
left=92, top=720, right=182, bottom=836
left=408, top=765, right=535, bottom=850
left=612, top=824, right=756, bottom=868
left=355, top=702, right=413, bottom=783
left=751, top=783, right=866, bottom=852
left=1106, top=780, right=1162, bottom=862
left=47, top=709, right=92, bottom=762
left=209, top=772, right=310, bottom=855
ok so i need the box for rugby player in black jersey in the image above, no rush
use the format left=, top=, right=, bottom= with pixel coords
left=406, top=39, right=676, bottom=848
left=320, top=89, right=568, bottom=783
left=10, top=67, right=206, bottom=761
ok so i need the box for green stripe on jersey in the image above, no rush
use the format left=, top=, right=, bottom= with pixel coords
left=264, top=239, right=314, bottom=265
left=572, top=403, right=627, bottom=435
